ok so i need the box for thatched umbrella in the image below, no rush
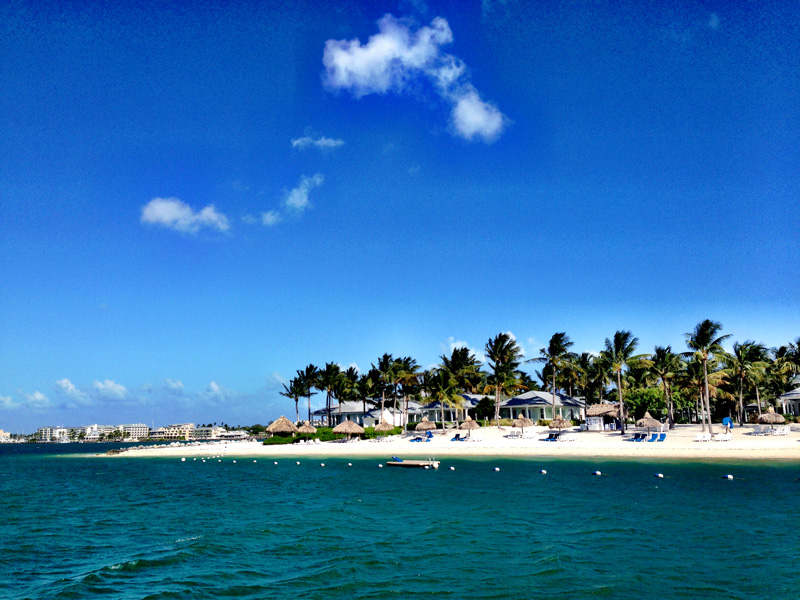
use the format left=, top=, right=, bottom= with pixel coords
left=415, top=416, right=437, bottom=432
left=586, top=403, right=621, bottom=418
left=298, top=421, right=317, bottom=435
left=635, top=411, right=662, bottom=432
left=511, top=414, right=534, bottom=433
left=757, top=408, right=785, bottom=425
left=332, top=419, right=365, bottom=438
left=374, top=419, right=395, bottom=436
left=459, top=416, right=480, bottom=438
left=267, top=416, right=299, bottom=436
left=549, top=416, right=572, bottom=430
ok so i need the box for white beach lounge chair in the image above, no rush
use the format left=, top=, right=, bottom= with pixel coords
left=694, top=433, right=712, bottom=442
left=712, top=432, right=732, bottom=442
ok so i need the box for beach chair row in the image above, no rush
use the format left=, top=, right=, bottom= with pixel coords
left=752, top=425, right=790, bottom=436
left=628, top=433, right=666, bottom=442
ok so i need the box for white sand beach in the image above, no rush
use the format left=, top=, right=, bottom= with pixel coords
left=105, top=424, right=800, bottom=461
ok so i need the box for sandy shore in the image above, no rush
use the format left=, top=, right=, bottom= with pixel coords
left=104, top=424, right=800, bottom=461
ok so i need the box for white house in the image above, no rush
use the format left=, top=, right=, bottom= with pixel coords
left=779, top=388, right=800, bottom=416
left=500, top=391, right=585, bottom=421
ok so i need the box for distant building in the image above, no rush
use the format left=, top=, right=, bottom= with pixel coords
left=36, top=427, right=69, bottom=442
left=84, top=424, right=116, bottom=441
left=0, top=429, right=11, bottom=442
left=218, top=430, right=249, bottom=440
left=192, top=426, right=226, bottom=440
left=150, top=423, right=195, bottom=440
left=119, top=424, right=149, bottom=440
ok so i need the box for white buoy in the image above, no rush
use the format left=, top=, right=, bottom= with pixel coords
left=725, top=474, right=734, bottom=480
left=296, top=461, right=300, bottom=465
left=253, top=460, right=257, bottom=463
left=593, top=471, right=602, bottom=476
left=424, top=466, right=430, bottom=469
left=449, top=466, right=455, bottom=471
left=378, top=464, right=383, bottom=468
left=274, top=461, right=278, bottom=465
left=181, top=458, right=186, bottom=462
left=655, top=473, right=664, bottom=478
left=218, top=459, right=221, bottom=462
left=233, top=460, right=236, bottom=463
left=540, top=469, right=547, bottom=474
left=202, top=459, right=206, bottom=463
left=193, top=458, right=196, bottom=461
left=348, top=462, right=352, bottom=467
left=494, top=467, right=500, bottom=472
left=320, top=463, right=325, bottom=467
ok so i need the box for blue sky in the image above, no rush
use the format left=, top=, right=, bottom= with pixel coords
left=1, top=0, right=798, bottom=432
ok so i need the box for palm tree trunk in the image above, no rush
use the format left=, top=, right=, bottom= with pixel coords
left=307, top=394, right=312, bottom=423
left=295, top=400, right=299, bottom=424
left=667, top=387, right=675, bottom=429
left=738, top=376, right=744, bottom=426
left=494, top=385, right=501, bottom=426
left=755, top=385, right=762, bottom=416
left=551, top=371, right=557, bottom=422
left=617, top=369, right=625, bottom=435
left=703, top=357, right=713, bottom=434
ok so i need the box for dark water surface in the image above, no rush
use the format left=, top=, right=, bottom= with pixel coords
left=2, top=444, right=798, bottom=599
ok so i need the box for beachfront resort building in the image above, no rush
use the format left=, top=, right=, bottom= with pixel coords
left=35, top=427, right=70, bottom=442
left=149, top=423, right=196, bottom=441
left=779, top=388, right=800, bottom=416
left=500, top=391, right=585, bottom=421
left=312, top=401, right=424, bottom=427
left=0, top=429, right=10, bottom=442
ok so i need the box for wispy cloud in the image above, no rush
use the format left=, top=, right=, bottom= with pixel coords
left=54, top=378, right=91, bottom=406
left=24, top=391, right=51, bottom=409
left=0, top=395, right=20, bottom=410
left=291, top=135, right=345, bottom=150
left=323, top=14, right=508, bottom=143
left=93, top=379, right=128, bottom=401
left=164, top=379, right=184, bottom=396
left=261, top=174, right=324, bottom=227
left=442, top=336, right=487, bottom=364
left=708, top=12, right=720, bottom=30
left=141, top=198, right=230, bottom=234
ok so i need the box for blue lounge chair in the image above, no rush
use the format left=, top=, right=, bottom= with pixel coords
left=542, top=433, right=559, bottom=441
left=392, top=456, right=403, bottom=462
left=451, top=433, right=462, bottom=442
left=646, top=433, right=658, bottom=442
left=426, top=431, right=434, bottom=439
left=410, top=435, right=423, bottom=442
left=656, top=433, right=667, bottom=442
left=629, top=433, right=644, bottom=441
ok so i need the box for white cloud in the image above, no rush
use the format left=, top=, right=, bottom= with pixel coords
left=54, top=378, right=91, bottom=405
left=291, top=136, right=345, bottom=150
left=203, top=381, right=236, bottom=402
left=708, top=12, right=720, bottom=30
left=0, top=395, right=20, bottom=410
left=141, top=197, right=230, bottom=234
left=285, top=173, right=324, bottom=212
left=165, top=379, right=184, bottom=396
left=241, top=214, right=258, bottom=225
left=443, top=336, right=486, bottom=364
left=93, top=379, right=128, bottom=401
left=24, top=391, right=51, bottom=408
left=261, top=210, right=282, bottom=227
left=451, top=87, right=505, bottom=142
left=323, top=14, right=507, bottom=142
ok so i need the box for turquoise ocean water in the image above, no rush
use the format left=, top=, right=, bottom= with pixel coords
left=2, top=444, right=798, bottom=599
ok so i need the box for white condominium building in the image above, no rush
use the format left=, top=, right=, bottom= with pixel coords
left=119, top=424, right=150, bottom=439
left=150, top=423, right=195, bottom=440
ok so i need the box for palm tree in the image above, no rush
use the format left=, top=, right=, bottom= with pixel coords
left=318, top=362, right=342, bottom=426
left=649, top=346, right=684, bottom=429
left=439, top=346, right=483, bottom=419
left=601, top=331, right=642, bottom=435
left=395, top=356, right=420, bottom=429
left=425, top=368, right=461, bottom=423
left=529, top=333, right=574, bottom=419
left=724, top=341, right=768, bottom=425
left=279, top=377, right=304, bottom=424
left=296, top=364, right=319, bottom=423
left=485, top=333, right=523, bottom=425
left=685, top=319, right=731, bottom=434
left=372, top=353, right=396, bottom=423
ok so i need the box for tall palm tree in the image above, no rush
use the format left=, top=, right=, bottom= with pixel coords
left=601, top=331, right=642, bottom=435
left=685, top=319, right=731, bottom=434
left=372, top=353, right=396, bottom=423
left=724, top=341, right=768, bottom=425
left=439, top=347, right=483, bottom=419
left=395, top=356, right=420, bottom=429
left=529, top=332, right=574, bottom=419
left=485, top=333, right=523, bottom=425
left=296, top=364, right=319, bottom=423
left=649, top=346, right=684, bottom=429
left=279, top=377, right=304, bottom=424
left=318, top=362, right=342, bottom=426
left=428, top=368, right=463, bottom=423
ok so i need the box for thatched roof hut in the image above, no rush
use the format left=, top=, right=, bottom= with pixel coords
left=298, top=421, right=317, bottom=434
left=415, top=416, right=437, bottom=431
left=586, top=403, right=621, bottom=418
left=758, top=409, right=785, bottom=425
left=511, top=415, right=533, bottom=431
left=332, top=419, right=365, bottom=436
left=267, top=416, right=299, bottom=435
left=635, top=411, right=661, bottom=430
left=549, top=416, right=572, bottom=430
left=374, top=420, right=395, bottom=433
left=459, top=416, right=480, bottom=430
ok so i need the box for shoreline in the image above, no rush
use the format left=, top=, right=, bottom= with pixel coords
left=98, top=423, right=800, bottom=462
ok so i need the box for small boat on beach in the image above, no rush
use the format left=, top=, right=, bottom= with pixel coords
left=387, top=456, right=440, bottom=469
